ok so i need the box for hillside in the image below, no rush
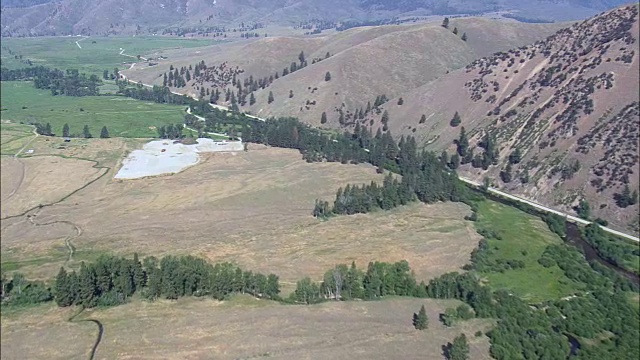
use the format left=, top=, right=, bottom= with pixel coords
left=122, top=18, right=565, bottom=128
left=0, top=0, right=630, bottom=36
left=380, top=5, right=640, bottom=233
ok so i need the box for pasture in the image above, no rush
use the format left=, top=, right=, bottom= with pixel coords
left=0, top=296, right=493, bottom=360
left=0, top=81, right=187, bottom=138
left=0, top=133, right=479, bottom=287
left=474, top=200, right=582, bottom=302
left=1, top=36, right=220, bottom=75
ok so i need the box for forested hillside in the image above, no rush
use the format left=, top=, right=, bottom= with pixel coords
left=380, top=5, right=640, bottom=232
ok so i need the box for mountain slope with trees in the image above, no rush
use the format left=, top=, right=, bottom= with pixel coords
left=380, top=5, right=640, bottom=233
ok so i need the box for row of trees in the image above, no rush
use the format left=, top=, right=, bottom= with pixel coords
left=34, top=122, right=109, bottom=138
left=290, top=260, right=426, bottom=304
left=314, top=173, right=416, bottom=217
left=156, top=124, right=184, bottom=139
left=53, top=254, right=280, bottom=308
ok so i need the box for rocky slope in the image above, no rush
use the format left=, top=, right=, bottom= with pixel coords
left=380, top=5, right=640, bottom=232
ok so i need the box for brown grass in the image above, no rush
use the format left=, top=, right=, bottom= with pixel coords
left=1, top=297, right=494, bottom=360
left=1, top=139, right=478, bottom=286
left=0, top=155, right=103, bottom=217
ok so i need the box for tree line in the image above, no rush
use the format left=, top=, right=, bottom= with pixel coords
left=289, top=260, right=426, bottom=304
left=33, top=122, right=109, bottom=139
left=1, top=255, right=280, bottom=308
left=2, top=66, right=101, bottom=96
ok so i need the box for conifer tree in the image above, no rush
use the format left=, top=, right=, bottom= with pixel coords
left=249, top=92, right=256, bottom=105
left=413, top=304, right=428, bottom=330
left=78, top=262, right=97, bottom=307
left=442, top=17, right=450, bottom=28
left=100, top=126, right=109, bottom=138
left=448, top=333, right=470, bottom=360
left=450, top=111, right=462, bottom=127
left=456, top=126, right=468, bottom=157
left=62, top=123, right=70, bottom=138
left=55, top=267, right=73, bottom=307
left=461, top=33, right=468, bottom=41
left=268, top=91, right=274, bottom=104
left=453, top=27, right=458, bottom=35
left=325, top=71, right=331, bottom=81
left=83, top=125, right=92, bottom=138
left=321, top=112, right=327, bottom=124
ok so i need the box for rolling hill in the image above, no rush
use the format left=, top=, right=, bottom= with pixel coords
left=122, top=17, right=566, bottom=125
left=0, top=0, right=631, bottom=36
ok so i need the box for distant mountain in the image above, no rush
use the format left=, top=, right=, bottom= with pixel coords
left=0, top=0, right=632, bottom=36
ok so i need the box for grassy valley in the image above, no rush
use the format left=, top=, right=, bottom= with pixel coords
left=1, top=4, right=639, bottom=360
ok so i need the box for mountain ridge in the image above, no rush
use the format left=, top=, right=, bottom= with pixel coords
left=1, top=0, right=632, bottom=36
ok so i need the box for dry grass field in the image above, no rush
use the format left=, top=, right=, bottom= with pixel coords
left=1, top=128, right=484, bottom=359
left=1, top=296, right=493, bottom=360
left=1, top=133, right=479, bottom=286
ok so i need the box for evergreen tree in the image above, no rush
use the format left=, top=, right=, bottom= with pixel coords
left=132, top=253, right=145, bottom=290
left=100, top=126, right=109, bottom=138
left=413, top=304, right=428, bottom=330
left=55, top=267, right=73, bottom=307
left=381, top=110, right=389, bottom=126
left=461, top=33, right=468, bottom=41
left=453, top=27, right=459, bottom=35
left=456, top=127, right=469, bottom=157
left=249, top=92, right=256, bottom=105
left=508, top=148, right=522, bottom=164
left=289, top=90, right=294, bottom=98
left=78, top=262, right=97, bottom=307
left=500, top=163, right=512, bottom=183
left=62, top=123, right=70, bottom=137
left=441, top=150, right=449, bottom=169
left=448, top=333, right=469, bottom=360
left=577, top=199, right=591, bottom=220
left=450, top=153, right=460, bottom=169
left=321, top=112, right=327, bottom=124
left=268, top=91, right=274, bottom=104
left=45, top=122, right=52, bottom=136
left=450, top=111, right=462, bottom=127
left=442, top=17, right=450, bottom=28
left=83, top=125, right=92, bottom=138
left=325, top=71, right=331, bottom=81
left=397, top=97, right=404, bottom=105
left=419, top=114, right=426, bottom=124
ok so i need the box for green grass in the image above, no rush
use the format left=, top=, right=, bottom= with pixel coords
left=1, top=81, right=187, bottom=138
left=1, top=36, right=221, bottom=75
left=475, top=200, right=582, bottom=302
